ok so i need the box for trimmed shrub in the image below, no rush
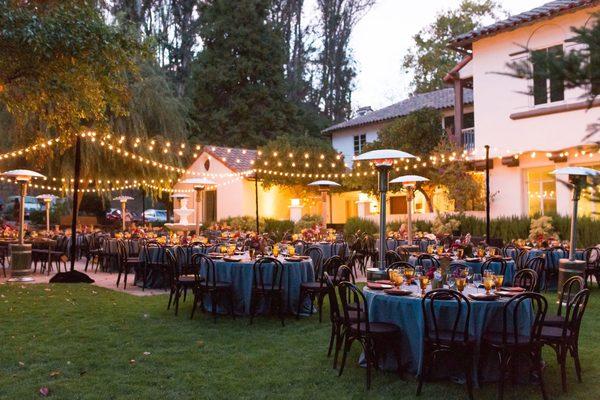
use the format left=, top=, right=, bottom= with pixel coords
left=263, top=218, right=294, bottom=241
left=294, top=215, right=323, bottom=232
left=344, top=217, right=379, bottom=237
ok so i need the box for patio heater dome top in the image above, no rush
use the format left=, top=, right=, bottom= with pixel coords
left=1, top=169, right=46, bottom=181
left=308, top=180, right=341, bottom=187
left=36, top=194, right=58, bottom=201
left=550, top=167, right=599, bottom=176
left=180, top=177, right=217, bottom=186
left=389, top=175, right=430, bottom=185
left=170, top=193, right=190, bottom=199
left=113, top=195, right=134, bottom=202
left=354, top=149, right=415, bottom=165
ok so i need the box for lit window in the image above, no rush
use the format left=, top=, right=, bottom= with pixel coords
left=525, top=166, right=557, bottom=216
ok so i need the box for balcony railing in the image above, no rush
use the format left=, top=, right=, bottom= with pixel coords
left=462, top=128, right=475, bottom=151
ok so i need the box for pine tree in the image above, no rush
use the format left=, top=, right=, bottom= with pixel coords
left=190, top=0, right=297, bottom=148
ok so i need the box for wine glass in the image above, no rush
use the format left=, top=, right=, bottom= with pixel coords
left=455, top=277, right=467, bottom=293
left=419, top=276, right=430, bottom=296
left=447, top=275, right=456, bottom=289
left=483, top=276, right=494, bottom=295
left=473, top=273, right=482, bottom=292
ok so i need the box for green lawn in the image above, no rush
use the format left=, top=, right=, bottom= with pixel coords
left=0, top=283, right=599, bottom=399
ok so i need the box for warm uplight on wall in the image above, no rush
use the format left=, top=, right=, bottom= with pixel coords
left=291, top=198, right=301, bottom=207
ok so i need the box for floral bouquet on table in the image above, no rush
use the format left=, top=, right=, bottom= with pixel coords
left=300, top=227, right=316, bottom=242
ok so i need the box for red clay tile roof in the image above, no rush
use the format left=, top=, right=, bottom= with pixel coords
left=203, top=146, right=257, bottom=173
left=450, top=0, right=598, bottom=50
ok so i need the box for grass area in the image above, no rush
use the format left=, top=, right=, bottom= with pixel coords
left=0, top=283, right=599, bottom=399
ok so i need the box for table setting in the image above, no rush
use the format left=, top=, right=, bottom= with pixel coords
left=361, top=267, right=534, bottom=384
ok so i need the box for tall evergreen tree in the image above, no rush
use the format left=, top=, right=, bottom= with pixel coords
left=190, top=0, right=297, bottom=147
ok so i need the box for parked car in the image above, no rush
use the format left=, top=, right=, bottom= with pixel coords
left=2, top=196, right=43, bottom=220
left=143, top=209, right=167, bottom=223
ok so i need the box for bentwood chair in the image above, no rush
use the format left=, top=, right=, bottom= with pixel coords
left=296, top=249, right=329, bottom=321
left=546, top=246, right=568, bottom=290
left=525, top=256, right=546, bottom=291
left=480, top=256, right=507, bottom=278
left=191, top=253, right=235, bottom=322
left=394, top=246, right=410, bottom=262
left=331, top=240, right=348, bottom=261
left=337, top=282, right=403, bottom=390
left=544, top=276, right=585, bottom=328
left=540, top=287, right=590, bottom=392
left=139, top=241, right=168, bottom=291
left=502, top=243, right=518, bottom=259
left=166, top=249, right=200, bottom=316
left=583, top=247, right=600, bottom=288
left=416, top=254, right=440, bottom=270
left=250, top=257, right=285, bottom=326
left=512, top=268, right=538, bottom=292
left=480, top=292, right=548, bottom=400
left=385, top=250, right=401, bottom=266
left=116, top=239, right=141, bottom=290
left=291, top=239, right=308, bottom=256
left=418, top=289, right=475, bottom=400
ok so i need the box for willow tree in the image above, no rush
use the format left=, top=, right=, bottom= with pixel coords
left=0, top=1, right=191, bottom=196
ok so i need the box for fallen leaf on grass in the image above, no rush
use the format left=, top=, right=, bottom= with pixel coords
left=129, top=359, right=136, bottom=365
left=18, top=361, right=25, bottom=367
left=49, top=371, right=61, bottom=378
left=39, top=387, right=50, bottom=397
left=143, top=352, right=151, bottom=356
left=196, top=340, right=205, bottom=348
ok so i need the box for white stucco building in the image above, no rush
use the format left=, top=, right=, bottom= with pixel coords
left=446, top=0, right=600, bottom=217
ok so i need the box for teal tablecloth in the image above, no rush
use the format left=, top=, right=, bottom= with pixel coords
left=363, top=286, right=533, bottom=383
left=200, top=258, right=314, bottom=315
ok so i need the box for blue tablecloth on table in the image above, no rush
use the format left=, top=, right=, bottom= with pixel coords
left=296, top=242, right=348, bottom=260
left=363, top=287, right=533, bottom=383
left=199, top=258, right=315, bottom=315
left=140, top=248, right=315, bottom=315
left=408, top=256, right=517, bottom=284
left=379, top=239, right=431, bottom=253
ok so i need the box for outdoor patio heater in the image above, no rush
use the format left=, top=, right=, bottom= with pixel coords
left=389, top=175, right=429, bottom=249
left=113, top=195, right=134, bottom=232
left=308, top=180, right=340, bottom=226
left=1, top=169, right=46, bottom=282
left=354, top=149, right=415, bottom=274
left=551, top=166, right=599, bottom=298
left=181, top=177, right=216, bottom=235
left=36, top=194, right=58, bottom=234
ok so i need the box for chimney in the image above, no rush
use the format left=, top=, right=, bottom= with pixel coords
left=356, top=106, right=373, bottom=117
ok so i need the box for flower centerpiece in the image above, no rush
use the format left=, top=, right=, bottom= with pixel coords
left=528, top=215, right=559, bottom=248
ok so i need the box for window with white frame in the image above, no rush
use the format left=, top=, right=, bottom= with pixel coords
left=532, top=45, right=565, bottom=105
left=525, top=166, right=557, bottom=216
left=353, top=134, right=366, bottom=155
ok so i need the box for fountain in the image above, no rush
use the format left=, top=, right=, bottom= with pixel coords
left=164, top=193, right=195, bottom=232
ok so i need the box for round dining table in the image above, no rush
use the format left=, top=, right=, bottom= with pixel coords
left=362, top=284, right=533, bottom=384
left=139, top=246, right=315, bottom=315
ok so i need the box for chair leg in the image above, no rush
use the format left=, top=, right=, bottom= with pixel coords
left=296, top=288, right=305, bottom=320
left=327, top=323, right=336, bottom=358
left=416, top=350, right=428, bottom=396
left=571, top=342, right=583, bottom=382
left=338, top=334, right=351, bottom=377
left=123, top=267, right=128, bottom=290
left=167, top=287, right=175, bottom=310
left=174, top=287, right=182, bottom=316
left=190, top=289, right=199, bottom=320
left=559, top=344, right=568, bottom=392
left=536, top=349, right=548, bottom=400
left=317, top=292, right=325, bottom=323
left=498, top=352, right=507, bottom=400
left=333, top=326, right=344, bottom=369
left=464, top=352, right=474, bottom=400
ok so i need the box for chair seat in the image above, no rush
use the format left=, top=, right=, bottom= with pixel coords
left=542, top=314, right=565, bottom=327
left=338, top=310, right=366, bottom=323
left=349, top=322, right=401, bottom=335
left=482, top=333, right=535, bottom=347
left=178, top=275, right=197, bottom=283
left=540, top=326, right=572, bottom=341
left=300, top=281, right=326, bottom=290
left=126, top=257, right=140, bottom=263
left=423, top=331, right=475, bottom=346
left=202, top=282, right=232, bottom=290
left=253, top=285, right=283, bottom=292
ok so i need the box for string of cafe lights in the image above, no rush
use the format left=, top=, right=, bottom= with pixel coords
left=84, top=132, right=254, bottom=178
left=0, top=138, right=62, bottom=162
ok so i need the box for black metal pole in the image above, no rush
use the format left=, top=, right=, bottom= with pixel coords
left=70, top=135, right=82, bottom=272
left=255, top=172, right=260, bottom=234
left=141, top=187, right=146, bottom=227
left=485, top=145, right=491, bottom=243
